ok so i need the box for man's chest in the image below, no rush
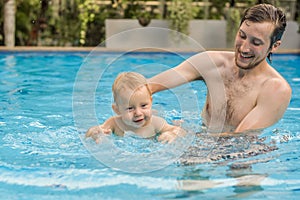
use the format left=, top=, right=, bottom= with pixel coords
left=224, top=79, right=258, bottom=125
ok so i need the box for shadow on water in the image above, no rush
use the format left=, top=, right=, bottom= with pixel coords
left=179, top=129, right=278, bottom=166
left=160, top=125, right=300, bottom=199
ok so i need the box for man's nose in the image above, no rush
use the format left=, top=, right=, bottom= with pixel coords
left=240, top=40, right=251, bottom=52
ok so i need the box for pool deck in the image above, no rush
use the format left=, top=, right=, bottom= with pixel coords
left=0, top=46, right=299, bottom=54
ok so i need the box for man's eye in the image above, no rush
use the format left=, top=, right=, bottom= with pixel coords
left=239, top=32, right=246, bottom=39
left=253, top=40, right=262, bottom=46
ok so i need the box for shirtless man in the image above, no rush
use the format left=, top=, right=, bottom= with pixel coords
left=149, top=4, right=292, bottom=134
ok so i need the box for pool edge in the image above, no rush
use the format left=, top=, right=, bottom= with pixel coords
left=0, top=46, right=299, bottom=54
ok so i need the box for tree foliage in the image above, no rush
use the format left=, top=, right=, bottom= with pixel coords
left=167, top=0, right=198, bottom=35
left=0, top=0, right=297, bottom=47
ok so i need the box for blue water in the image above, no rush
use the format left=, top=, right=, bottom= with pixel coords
left=0, top=51, right=299, bottom=199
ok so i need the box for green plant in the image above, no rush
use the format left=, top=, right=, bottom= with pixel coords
left=137, top=11, right=151, bottom=26
left=122, top=0, right=152, bottom=26
left=48, top=1, right=81, bottom=46
left=167, top=0, right=197, bottom=35
left=226, top=7, right=241, bottom=48
left=208, top=0, right=227, bottom=20
left=13, top=0, right=40, bottom=45
left=78, top=0, right=100, bottom=45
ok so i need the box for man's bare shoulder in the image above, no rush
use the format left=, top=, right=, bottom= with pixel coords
left=263, top=64, right=292, bottom=96
left=262, top=77, right=292, bottom=101
left=255, top=77, right=292, bottom=124
left=205, top=51, right=235, bottom=67
left=206, top=50, right=234, bottom=56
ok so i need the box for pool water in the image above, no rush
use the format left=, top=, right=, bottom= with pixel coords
left=0, top=51, right=299, bottom=199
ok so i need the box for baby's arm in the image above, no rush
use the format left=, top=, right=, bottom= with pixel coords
left=152, top=116, right=186, bottom=144
left=85, top=118, right=114, bottom=143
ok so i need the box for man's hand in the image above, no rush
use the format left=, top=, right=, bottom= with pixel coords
left=85, top=125, right=112, bottom=143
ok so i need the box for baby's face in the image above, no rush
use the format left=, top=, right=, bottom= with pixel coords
left=115, top=85, right=152, bottom=129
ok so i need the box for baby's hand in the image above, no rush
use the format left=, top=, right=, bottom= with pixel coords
left=172, top=119, right=184, bottom=126
left=85, top=125, right=111, bottom=143
left=157, top=127, right=184, bottom=144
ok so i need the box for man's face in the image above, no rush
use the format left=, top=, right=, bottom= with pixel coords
left=234, top=20, right=275, bottom=70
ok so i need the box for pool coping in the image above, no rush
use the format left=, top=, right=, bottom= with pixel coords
left=0, top=46, right=299, bottom=54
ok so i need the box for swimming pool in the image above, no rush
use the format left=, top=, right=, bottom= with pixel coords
left=0, top=51, right=299, bottom=199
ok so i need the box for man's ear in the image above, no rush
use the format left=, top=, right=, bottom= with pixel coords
left=112, top=103, right=120, bottom=115
left=271, top=40, right=281, bottom=52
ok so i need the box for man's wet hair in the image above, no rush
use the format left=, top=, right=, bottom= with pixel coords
left=240, top=4, right=286, bottom=62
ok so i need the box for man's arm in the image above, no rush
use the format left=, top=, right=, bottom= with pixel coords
left=148, top=60, right=200, bottom=94
left=235, top=78, right=291, bottom=133
left=148, top=52, right=214, bottom=94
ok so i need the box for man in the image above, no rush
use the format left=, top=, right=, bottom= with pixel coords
left=149, top=4, right=292, bottom=134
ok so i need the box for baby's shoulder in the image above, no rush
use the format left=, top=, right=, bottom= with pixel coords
left=151, top=115, right=168, bottom=129
left=103, top=116, right=121, bottom=128
left=151, top=115, right=166, bottom=122
left=105, top=116, right=124, bottom=136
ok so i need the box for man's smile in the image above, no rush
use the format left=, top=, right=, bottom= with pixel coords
left=240, top=52, right=254, bottom=59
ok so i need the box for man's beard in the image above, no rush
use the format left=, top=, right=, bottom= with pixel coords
left=235, top=51, right=267, bottom=70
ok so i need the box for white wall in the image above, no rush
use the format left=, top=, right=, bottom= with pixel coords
left=105, top=19, right=299, bottom=50
left=280, top=21, right=300, bottom=50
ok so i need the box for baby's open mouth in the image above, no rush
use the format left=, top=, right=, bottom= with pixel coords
left=134, top=119, right=144, bottom=123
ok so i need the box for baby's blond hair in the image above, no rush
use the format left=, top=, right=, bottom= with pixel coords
left=112, top=72, right=151, bottom=102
